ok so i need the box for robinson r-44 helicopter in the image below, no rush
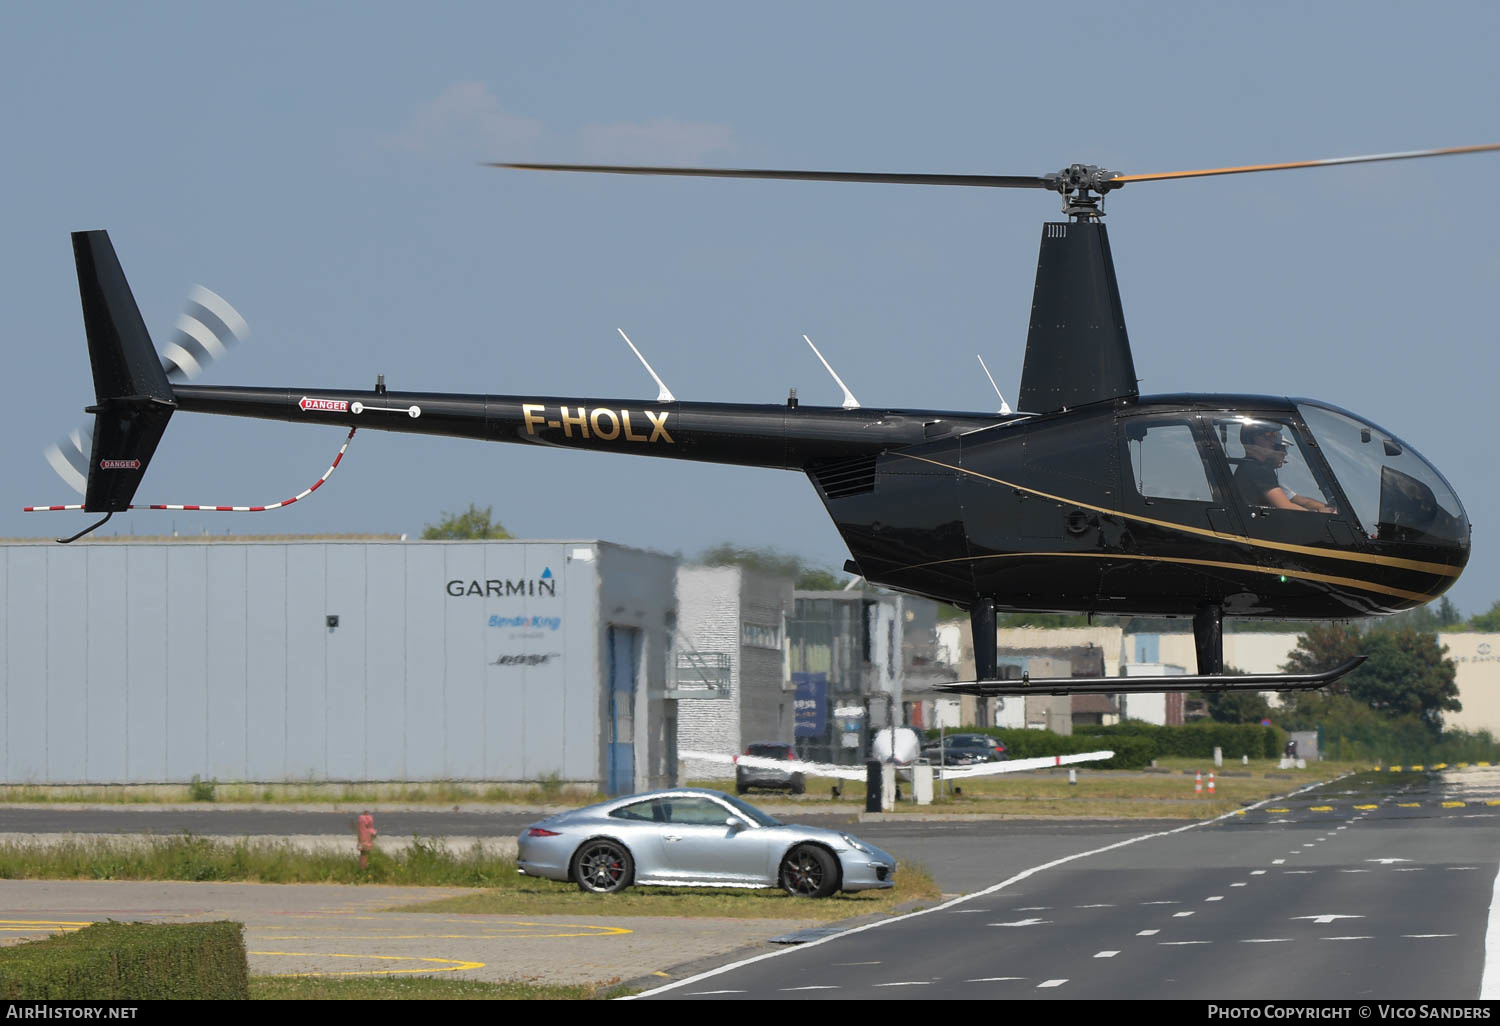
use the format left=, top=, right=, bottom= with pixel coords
left=35, top=143, right=1488, bottom=698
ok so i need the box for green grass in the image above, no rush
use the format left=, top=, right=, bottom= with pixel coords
left=248, top=976, right=618, bottom=1000
left=0, top=780, right=605, bottom=806
left=0, top=835, right=514, bottom=886
left=0, top=833, right=942, bottom=921
left=399, top=860, right=942, bottom=920
left=698, top=758, right=1380, bottom=818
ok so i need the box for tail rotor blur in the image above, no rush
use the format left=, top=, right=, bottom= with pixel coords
left=42, top=284, right=250, bottom=494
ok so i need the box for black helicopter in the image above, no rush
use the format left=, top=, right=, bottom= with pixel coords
left=38, top=144, right=1488, bottom=697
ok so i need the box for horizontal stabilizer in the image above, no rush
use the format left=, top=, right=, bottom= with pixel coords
left=927, top=656, right=1367, bottom=697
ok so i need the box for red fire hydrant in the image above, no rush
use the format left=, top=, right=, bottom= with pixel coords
left=356, top=811, right=377, bottom=870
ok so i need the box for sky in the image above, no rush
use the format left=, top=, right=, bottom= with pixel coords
left=3, top=1, right=1497, bottom=618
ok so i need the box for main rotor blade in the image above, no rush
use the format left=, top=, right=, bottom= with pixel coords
left=1113, top=142, right=1500, bottom=184
left=490, top=162, right=1053, bottom=189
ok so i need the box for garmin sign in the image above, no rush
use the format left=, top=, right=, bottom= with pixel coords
left=447, top=567, right=557, bottom=598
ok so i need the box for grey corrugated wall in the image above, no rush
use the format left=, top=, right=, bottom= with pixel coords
left=0, top=539, right=673, bottom=785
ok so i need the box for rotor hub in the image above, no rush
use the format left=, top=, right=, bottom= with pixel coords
left=1044, top=164, right=1123, bottom=220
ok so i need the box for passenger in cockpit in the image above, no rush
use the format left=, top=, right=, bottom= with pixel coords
left=1234, top=424, right=1336, bottom=513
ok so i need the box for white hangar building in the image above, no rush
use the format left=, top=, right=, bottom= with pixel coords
left=0, top=538, right=677, bottom=793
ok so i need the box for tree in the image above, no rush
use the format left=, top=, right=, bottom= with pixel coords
left=422, top=504, right=512, bottom=540
left=1375, top=596, right=1463, bottom=633
left=1201, top=667, right=1272, bottom=723
left=697, top=543, right=848, bottom=590
left=1282, top=623, right=1459, bottom=735
left=1471, top=600, right=1500, bottom=632
left=1201, top=690, right=1272, bottom=723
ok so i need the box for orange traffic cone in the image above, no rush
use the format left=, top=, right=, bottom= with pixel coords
left=1208, top=772, right=1216, bottom=796
left=1195, top=771, right=1203, bottom=796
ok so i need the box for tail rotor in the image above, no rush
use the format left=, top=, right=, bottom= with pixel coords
left=42, top=282, right=250, bottom=495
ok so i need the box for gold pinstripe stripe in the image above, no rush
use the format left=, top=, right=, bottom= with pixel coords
left=886, top=549, right=1440, bottom=605
left=890, top=451, right=1462, bottom=578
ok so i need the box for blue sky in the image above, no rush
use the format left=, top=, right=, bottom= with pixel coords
left=4, top=1, right=1496, bottom=617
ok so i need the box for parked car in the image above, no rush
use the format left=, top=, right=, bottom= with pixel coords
left=735, top=741, right=806, bottom=795
left=921, top=733, right=1008, bottom=765
left=517, top=788, right=896, bottom=898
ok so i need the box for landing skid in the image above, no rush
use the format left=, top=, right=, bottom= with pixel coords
left=929, top=656, right=1366, bottom=697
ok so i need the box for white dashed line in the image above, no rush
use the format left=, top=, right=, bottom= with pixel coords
left=1242, top=938, right=1293, bottom=943
left=967, top=977, right=1025, bottom=983
left=1038, top=979, right=1068, bottom=988
left=781, top=986, right=841, bottom=991
left=1205, top=896, right=1223, bottom=901
left=875, top=981, right=932, bottom=988
left=1322, top=937, right=1373, bottom=941
left=1252, top=870, right=1268, bottom=875
left=1272, top=860, right=1285, bottom=865
left=624, top=777, right=1346, bottom=1000
left=1161, top=941, right=1211, bottom=946
left=1094, top=950, right=1119, bottom=958
left=1407, top=934, right=1457, bottom=939
left=689, top=990, right=747, bottom=995
left=1137, top=930, right=1159, bottom=936
left=1173, top=911, right=1195, bottom=918
left=1141, top=901, right=1179, bottom=905
left=1231, top=882, right=1247, bottom=887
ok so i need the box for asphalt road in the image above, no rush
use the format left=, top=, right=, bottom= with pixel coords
left=2, top=768, right=1496, bottom=999
left=635, top=769, right=1500, bottom=1000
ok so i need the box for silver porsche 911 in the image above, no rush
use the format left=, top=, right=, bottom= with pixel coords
left=517, top=787, right=896, bottom=898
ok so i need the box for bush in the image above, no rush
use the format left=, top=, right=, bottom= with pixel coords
left=926, top=722, right=1284, bottom=766
left=922, top=727, right=1156, bottom=770
left=1077, top=721, right=1285, bottom=761
left=0, top=921, right=248, bottom=999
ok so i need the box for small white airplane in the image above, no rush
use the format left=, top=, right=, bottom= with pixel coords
left=684, top=728, right=1114, bottom=783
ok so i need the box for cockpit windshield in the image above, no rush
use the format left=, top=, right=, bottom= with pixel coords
left=1297, top=403, right=1468, bottom=547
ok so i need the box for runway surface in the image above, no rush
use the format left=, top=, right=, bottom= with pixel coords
left=636, top=768, right=1500, bottom=999
left=2, top=766, right=1496, bottom=998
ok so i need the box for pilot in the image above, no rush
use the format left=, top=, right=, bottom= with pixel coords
left=1234, top=424, right=1336, bottom=513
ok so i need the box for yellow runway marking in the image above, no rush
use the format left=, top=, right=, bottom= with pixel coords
left=1442, top=801, right=1466, bottom=808
left=257, top=920, right=631, bottom=940
left=1309, top=806, right=1334, bottom=812
left=1354, top=805, right=1378, bottom=810
left=1397, top=803, right=1421, bottom=808
left=252, top=951, right=486, bottom=977
left=0, top=920, right=90, bottom=933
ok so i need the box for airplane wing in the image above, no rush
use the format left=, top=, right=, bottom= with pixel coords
left=936, top=750, right=1115, bottom=779
left=680, top=750, right=870, bottom=782
left=682, top=748, right=1115, bottom=783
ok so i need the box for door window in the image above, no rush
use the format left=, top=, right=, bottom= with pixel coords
left=1125, top=420, right=1215, bottom=502
left=1213, top=417, right=1336, bottom=513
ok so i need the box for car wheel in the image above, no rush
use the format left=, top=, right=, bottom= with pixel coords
left=791, top=775, right=805, bottom=795
left=572, top=839, right=634, bottom=894
left=780, top=844, right=838, bottom=898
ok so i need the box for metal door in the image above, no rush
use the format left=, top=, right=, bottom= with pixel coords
left=606, top=626, right=641, bottom=794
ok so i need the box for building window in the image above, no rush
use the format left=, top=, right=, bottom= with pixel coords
left=742, top=622, right=781, bottom=650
